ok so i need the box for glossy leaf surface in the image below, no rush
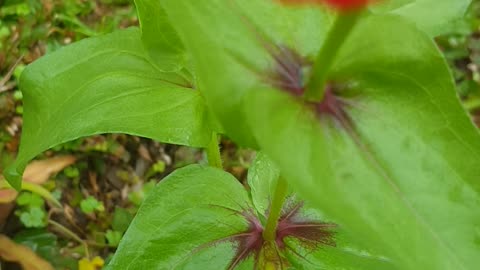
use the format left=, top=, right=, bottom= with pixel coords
left=158, top=0, right=472, bottom=148
left=107, top=165, right=252, bottom=269
left=157, top=1, right=480, bottom=269
left=247, top=152, right=280, bottom=216
left=245, top=15, right=480, bottom=270
left=5, top=28, right=211, bottom=189
left=135, top=0, right=186, bottom=71
left=109, top=163, right=395, bottom=269
left=160, top=0, right=332, bottom=147
left=247, top=154, right=395, bottom=270
left=372, top=0, right=472, bottom=36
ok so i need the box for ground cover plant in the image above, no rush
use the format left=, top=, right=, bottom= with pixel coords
left=2, top=0, right=480, bottom=269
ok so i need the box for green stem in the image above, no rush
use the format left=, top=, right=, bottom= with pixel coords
left=22, top=182, right=63, bottom=208
left=304, top=10, right=363, bottom=102
left=48, top=219, right=90, bottom=259
left=263, top=177, right=289, bottom=241
left=206, top=132, right=223, bottom=169
left=0, top=179, right=62, bottom=208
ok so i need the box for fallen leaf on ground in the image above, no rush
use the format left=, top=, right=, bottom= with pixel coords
left=0, top=234, right=54, bottom=270
left=23, top=155, right=76, bottom=184
left=0, top=188, right=17, bottom=204
left=0, top=155, right=76, bottom=204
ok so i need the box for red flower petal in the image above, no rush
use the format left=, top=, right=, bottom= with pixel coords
left=279, top=0, right=323, bottom=4
left=279, top=0, right=372, bottom=11
left=324, top=0, right=370, bottom=10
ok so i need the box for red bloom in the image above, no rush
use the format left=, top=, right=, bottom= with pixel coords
left=279, top=0, right=371, bottom=11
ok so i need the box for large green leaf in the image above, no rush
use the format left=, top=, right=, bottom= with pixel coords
left=109, top=163, right=394, bottom=269
left=158, top=0, right=470, bottom=147
left=245, top=15, right=480, bottom=270
left=159, top=0, right=333, bottom=147
left=107, top=165, right=253, bottom=269
left=5, top=28, right=211, bottom=189
left=372, top=0, right=472, bottom=36
left=158, top=1, right=479, bottom=268
left=134, top=0, right=186, bottom=72
left=247, top=153, right=396, bottom=270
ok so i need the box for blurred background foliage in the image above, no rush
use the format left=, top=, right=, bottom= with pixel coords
left=436, top=0, right=480, bottom=124
left=0, top=0, right=479, bottom=269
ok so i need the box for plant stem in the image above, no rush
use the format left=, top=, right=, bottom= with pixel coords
left=0, top=179, right=62, bottom=208
left=206, top=132, right=223, bottom=169
left=48, top=219, right=90, bottom=259
left=263, top=177, right=289, bottom=241
left=304, top=10, right=363, bottom=102
left=22, top=182, right=63, bottom=208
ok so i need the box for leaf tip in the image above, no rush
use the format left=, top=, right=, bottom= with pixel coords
left=4, top=164, right=23, bottom=191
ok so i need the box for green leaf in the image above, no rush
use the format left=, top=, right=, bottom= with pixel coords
left=247, top=152, right=280, bottom=217
left=112, top=207, right=134, bottom=234
left=109, top=163, right=393, bottom=269
left=17, top=192, right=44, bottom=208
left=19, top=207, right=46, bottom=228
left=21, top=182, right=62, bottom=208
left=159, top=0, right=333, bottom=147
left=158, top=3, right=479, bottom=267
left=372, top=0, right=472, bottom=36
left=134, top=0, right=186, bottom=71
left=13, top=229, right=76, bottom=269
left=107, top=165, right=251, bottom=269
left=80, top=196, right=104, bottom=214
left=245, top=15, right=480, bottom=270
left=128, top=180, right=156, bottom=206
left=5, top=28, right=212, bottom=190
left=246, top=153, right=395, bottom=270
left=13, top=230, right=59, bottom=264
left=105, top=230, right=123, bottom=247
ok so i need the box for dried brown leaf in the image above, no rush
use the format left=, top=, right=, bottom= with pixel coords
left=0, top=234, right=54, bottom=270
left=23, top=155, right=76, bottom=184
left=0, top=155, right=76, bottom=205
left=0, top=188, right=17, bottom=204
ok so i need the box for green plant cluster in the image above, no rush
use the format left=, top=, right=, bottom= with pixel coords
left=4, top=0, right=480, bottom=269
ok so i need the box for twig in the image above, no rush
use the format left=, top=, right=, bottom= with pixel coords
left=48, top=219, right=90, bottom=259
left=0, top=55, right=24, bottom=93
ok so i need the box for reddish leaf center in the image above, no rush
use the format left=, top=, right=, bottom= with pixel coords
left=208, top=202, right=336, bottom=269
left=266, top=45, right=350, bottom=125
